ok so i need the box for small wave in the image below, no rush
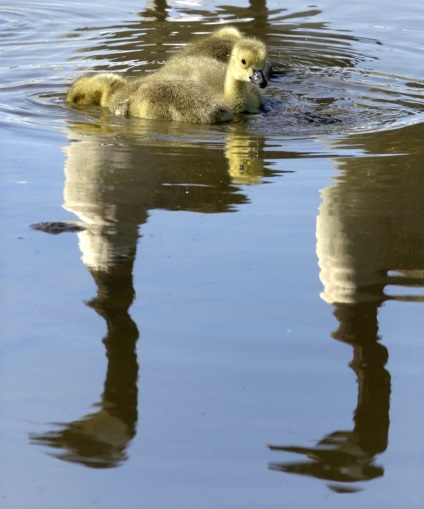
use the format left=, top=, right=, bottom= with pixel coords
left=1, top=1, right=423, bottom=139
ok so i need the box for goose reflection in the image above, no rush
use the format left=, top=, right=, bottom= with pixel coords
left=269, top=123, right=424, bottom=490
left=30, top=116, right=271, bottom=468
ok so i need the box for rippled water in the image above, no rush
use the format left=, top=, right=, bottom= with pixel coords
left=1, top=1, right=423, bottom=508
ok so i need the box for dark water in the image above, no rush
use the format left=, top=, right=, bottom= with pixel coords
left=1, top=1, right=423, bottom=508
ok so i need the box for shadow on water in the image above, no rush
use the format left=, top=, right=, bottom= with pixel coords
left=268, top=122, right=424, bottom=491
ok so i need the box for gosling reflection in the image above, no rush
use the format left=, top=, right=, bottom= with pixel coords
left=269, top=301, right=390, bottom=487
left=269, top=123, right=424, bottom=489
left=30, top=133, right=142, bottom=467
left=225, top=126, right=267, bottom=185
left=30, top=117, right=270, bottom=467
left=30, top=254, right=139, bottom=468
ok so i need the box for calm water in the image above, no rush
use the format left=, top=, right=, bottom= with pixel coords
left=1, top=1, right=423, bottom=508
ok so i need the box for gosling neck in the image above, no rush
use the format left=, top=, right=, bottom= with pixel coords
left=224, top=71, right=247, bottom=113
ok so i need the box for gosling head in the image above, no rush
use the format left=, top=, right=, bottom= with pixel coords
left=230, top=38, right=268, bottom=88
left=212, top=26, right=242, bottom=41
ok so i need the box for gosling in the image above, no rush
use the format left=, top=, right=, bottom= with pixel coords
left=168, top=26, right=243, bottom=64
left=66, top=33, right=268, bottom=124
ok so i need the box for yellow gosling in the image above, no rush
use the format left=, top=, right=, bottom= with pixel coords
left=66, top=73, right=128, bottom=107
left=223, top=37, right=268, bottom=113
left=66, top=33, right=268, bottom=123
left=169, top=26, right=243, bottom=64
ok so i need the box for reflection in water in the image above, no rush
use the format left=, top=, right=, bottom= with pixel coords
left=141, top=0, right=169, bottom=23
left=30, top=117, right=273, bottom=467
left=269, top=123, right=424, bottom=490
left=226, top=125, right=268, bottom=184
left=30, top=253, right=139, bottom=468
left=29, top=133, right=143, bottom=467
left=137, top=0, right=271, bottom=36
left=269, top=300, right=390, bottom=489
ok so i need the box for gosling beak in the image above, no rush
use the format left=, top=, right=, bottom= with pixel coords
left=249, top=69, right=267, bottom=89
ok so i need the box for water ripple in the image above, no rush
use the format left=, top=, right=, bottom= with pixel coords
left=1, top=0, right=423, bottom=139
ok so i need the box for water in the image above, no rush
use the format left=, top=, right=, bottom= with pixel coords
left=1, top=1, right=423, bottom=508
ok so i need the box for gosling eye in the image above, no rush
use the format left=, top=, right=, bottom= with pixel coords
left=241, top=58, right=247, bottom=65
